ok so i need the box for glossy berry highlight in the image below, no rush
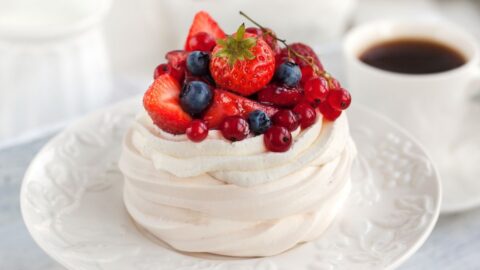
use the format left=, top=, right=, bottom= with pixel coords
left=154, top=63, right=170, bottom=79
left=293, top=102, right=317, bottom=129
left=186, top=32, right=217, bottom=52
left=327, top=88, right=351, bottom=111
left=300, top=65, right=316, bottom=86
left=165, top=50, right=189, bottom=82
left=257, top=84, right=303, bottom=108
left=272, top=109, right=299, bottom=131
left=304, top=77, right=329, bottom=107
left=220, top=116, right=250, bottom=142
left=264, top=126, right=292, bottom=152
left=186, top=120, right=209, bottom=142
left=319, top=102, right=342, bottom=121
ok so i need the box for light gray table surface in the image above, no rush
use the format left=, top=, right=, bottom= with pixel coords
left=1, top=134, right=480, bottom=270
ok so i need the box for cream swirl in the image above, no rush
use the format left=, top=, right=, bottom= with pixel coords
left=119, top=110, right=356, bottom=257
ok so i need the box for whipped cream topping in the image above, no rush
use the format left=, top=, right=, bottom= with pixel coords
left=119, top=110, right=357, bottom=257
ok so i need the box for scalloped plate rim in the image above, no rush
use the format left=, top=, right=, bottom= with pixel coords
left=20, top=98, right=442, bottom=270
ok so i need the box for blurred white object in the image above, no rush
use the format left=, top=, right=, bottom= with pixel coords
left=147, top=0, right=356, bottom=53
left=354, top=0, right=441, bottom=24
left=344, top=20, right=480, bottom=213
left=0, top=0, right=112, bottom=146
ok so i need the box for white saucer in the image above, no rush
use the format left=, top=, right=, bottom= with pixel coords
left=318, top=44, right=480, bottom=214
left=21, top=99, right=441, bottom=270
left=439, top=99, right=480, bottom=213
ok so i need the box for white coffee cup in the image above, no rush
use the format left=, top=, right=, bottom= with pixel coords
left=343, top=20, right=480, bottom=175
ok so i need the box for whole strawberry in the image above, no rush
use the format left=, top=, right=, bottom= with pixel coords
left=210, top=24, right=275, bottom=96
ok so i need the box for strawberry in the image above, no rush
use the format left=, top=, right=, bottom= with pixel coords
left=184, top=11, right=226, bottom=51
left=279, top=43, right=323, bottom=70
left=210, top=24, right=276, bottom=96
left=203, top=89, right=278, bottom=128
left=165, top=50, right=189, bottom=82
left=143, top=74, right=192, bottom=134
left=257, top=84, right=303, bottom=108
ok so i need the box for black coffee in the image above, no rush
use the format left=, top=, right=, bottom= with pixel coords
left=359, top=38, right=466, bottom=74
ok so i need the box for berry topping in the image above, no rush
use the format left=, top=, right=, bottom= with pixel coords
left=154, top=63, right=170, bottom=79
left=247, top=110, right=272, bottom=134
left=293, top=102, right=317, bottom=129
left=257, top=84, right=303, bottom=108
left=304, top=77, right=329, bottom=107
left=210, top=24, right=275, bottom=96
left=142, top=11, right=352, bottom=151
left=244, top=27, right=263, bottom=37
left=185, top=32, right=216, bottom=52
left=329, top=77, right=341, bottom=89
left=300, top=65, right=316, bottom=86
left=319, top=102, right=342, bottom=121
left=180, top=81, right=213, bottom=117
left=143, top=74, right=192, bottom=134
left=185, top=11, right=226, bottom=51
left=279, top=43, right=323, bottom=70
left=272, top=109, right=299, bottom=131
left=186, top=119, right=209, bottom=142
left=203, top=89, right=278, bottom=128
left=264, top=126, right=292, bottom=152
left=165, top=50, right=189, bottom=82
left=220, top=116, right=250, bottom=142
left=327, top=88, right=352, bottom=111
left=245, top=27, right=281, bottom=55
left=186, top=51, right=210, bottom=76
left=275, top=61, right=302, bottom=87
left=166, top=50, right=188, bottom=70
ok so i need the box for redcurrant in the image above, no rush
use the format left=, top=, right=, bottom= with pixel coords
left=293, top=102, right=317, bottom=129
left=220, top=116, right=250, bottom=142
left=272, top=110, right=299, bottom=131
left=264, top=126, right=292, bottom=152
left=186, top=120, right=209, bottom=142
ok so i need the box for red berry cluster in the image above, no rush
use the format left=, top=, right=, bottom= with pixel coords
left=144, top=11, right=352, bottom=153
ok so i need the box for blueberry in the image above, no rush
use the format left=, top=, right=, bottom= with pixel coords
left=275, top=61, right=302, bottom=87
left=180, top=81, right=213, bottom=117
left=186, top=51, right=210, bottom=76
left=247, top=110, right=272, bottom=135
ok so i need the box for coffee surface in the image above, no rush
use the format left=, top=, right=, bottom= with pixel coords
left=359, top=39, right=466, bottom=74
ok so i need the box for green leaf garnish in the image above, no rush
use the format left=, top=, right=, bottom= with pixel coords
left=214, top=23, right=257, bottom=67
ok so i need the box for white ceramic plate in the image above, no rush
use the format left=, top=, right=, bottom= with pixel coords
left=21, top=99, right=441, bottom=270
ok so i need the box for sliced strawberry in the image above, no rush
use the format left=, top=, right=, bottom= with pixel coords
left=184, top=11, right=226, bottom=51
left=203, top=89, right=278, bottom=128
left=210, top=30, right=275, bottom=96
left=143, top=74, right=192, bottom=134
left=257, top=84, right=303, bottom=108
